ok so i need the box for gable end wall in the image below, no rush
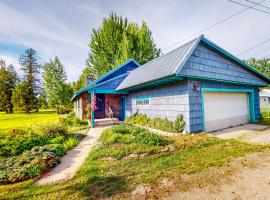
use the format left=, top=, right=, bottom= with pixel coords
left=179, top=44, right=268, bottom=86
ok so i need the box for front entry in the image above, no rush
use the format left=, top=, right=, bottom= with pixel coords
left=95, top=94, right=105, bottom=119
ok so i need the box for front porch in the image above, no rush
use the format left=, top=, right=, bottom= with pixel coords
left=90, top=89, right=127, bottom=128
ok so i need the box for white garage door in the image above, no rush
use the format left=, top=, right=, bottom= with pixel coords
left=204, top=92, right=250, bottom=132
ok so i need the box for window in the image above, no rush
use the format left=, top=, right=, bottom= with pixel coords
left=135, top=97, right=150, bottom=106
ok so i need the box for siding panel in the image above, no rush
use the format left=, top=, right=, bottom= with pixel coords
left=180, top=44, right=267, bottom=86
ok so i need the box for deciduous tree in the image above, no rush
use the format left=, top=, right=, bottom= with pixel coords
left=86, top=12, right=160, bottom=79
left=0, top=59, right=19, bottom=113
left=43, top=57, right=73, bottom=113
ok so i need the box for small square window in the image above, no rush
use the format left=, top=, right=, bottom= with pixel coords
left=135, top=98, right=150, bottom=106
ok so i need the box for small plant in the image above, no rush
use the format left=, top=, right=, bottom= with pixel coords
left=131, top=127, right=167, bottom=146
left=125, top=114, right=185, bottom=133
left=174, top=114, right=185, bottom=133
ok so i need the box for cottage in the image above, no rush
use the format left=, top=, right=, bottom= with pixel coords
left=72, top=35, right=270, bottom=132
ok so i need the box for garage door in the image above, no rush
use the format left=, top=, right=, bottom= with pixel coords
left=204, top=92, right=250, bottom=132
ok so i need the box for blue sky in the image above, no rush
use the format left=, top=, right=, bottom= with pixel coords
left=0, top=0, right=270, bottom=81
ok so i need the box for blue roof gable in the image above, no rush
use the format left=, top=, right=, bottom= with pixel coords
left=71, top=58, right=140, bottom=100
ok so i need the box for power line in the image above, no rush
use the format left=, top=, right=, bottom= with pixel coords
left=161, top=0, right=266, bottom=52
left=245, top=0, right=270, bottom=10
left=237, top=37, right=270, bottom=56
left=229, top=0, right=270, bottom=15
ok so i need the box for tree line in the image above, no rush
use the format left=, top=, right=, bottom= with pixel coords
left=1, top=12, right=269, bottom=114
left=0, top=49, right=73, bottom=114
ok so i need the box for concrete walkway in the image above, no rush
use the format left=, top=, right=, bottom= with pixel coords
left=36, top=127, right=108, bottom=185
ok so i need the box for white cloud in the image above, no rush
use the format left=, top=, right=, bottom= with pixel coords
left=0, top=0, right=270, bottom=82
left=0, top=54, right=20, bottom=71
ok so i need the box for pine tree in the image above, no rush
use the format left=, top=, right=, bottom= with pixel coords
left=15, top=48, right=41, bottom=112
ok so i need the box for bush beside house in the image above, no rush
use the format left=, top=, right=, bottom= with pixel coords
left=125, top=114, right=185, bottom=133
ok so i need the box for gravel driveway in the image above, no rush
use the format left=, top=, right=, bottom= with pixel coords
left=211, top=124, right=270, bottom=144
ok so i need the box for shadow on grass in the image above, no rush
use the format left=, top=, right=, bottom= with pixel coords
left=83, top=175, right=128, bottom=199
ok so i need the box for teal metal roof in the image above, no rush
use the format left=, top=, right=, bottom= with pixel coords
left=117, top=35, right=270, bottom=90
left=116, top=36, right=201, bottom=90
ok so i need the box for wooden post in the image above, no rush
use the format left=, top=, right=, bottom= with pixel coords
left=91, top=90, right=95, bottom=128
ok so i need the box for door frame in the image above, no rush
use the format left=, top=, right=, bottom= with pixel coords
left=120, top=96, right=126, bottom=121
left=201, top=88, right=255, bottom=131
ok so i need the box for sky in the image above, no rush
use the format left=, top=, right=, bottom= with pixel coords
left=0, top=0, right=270, bottom=82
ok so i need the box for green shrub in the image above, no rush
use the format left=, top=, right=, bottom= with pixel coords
left=63, top=137, right=80, bottom=151
left=131, top=127, right=167, bottom=146
left=99, top=129, right=135, bottom=145
left=174, top=114, right=185, bottom=133
left=0, top=128, right=47, bottom=157
left=100, top=125, right=167, bottom=146
left=37, top=123, right=68, bottom=136
left=48, top=135, right=65, bottom=144
left=134, top=114, right=149, bottom=126
left=111, top=125, right=130, bottom=134
left=62, top=111, right=88, bottom=126
left=125, top=114, right=185, bottom=133
left=0, top=146, right=60, bottom=183
left=46, top=144, right=65, bottom=156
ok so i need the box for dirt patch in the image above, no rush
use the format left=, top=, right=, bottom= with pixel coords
left=212, top=124, right=270, bottom=144
left=163, top=151, right=270, bottom=200
left=128, top=151, right=270, bottom=200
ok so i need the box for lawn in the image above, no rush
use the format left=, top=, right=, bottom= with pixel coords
left=0, top=124, right=268, bottom=200
left=0, top=110, right=59, bottom=129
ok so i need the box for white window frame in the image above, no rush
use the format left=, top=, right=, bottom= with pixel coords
left=134, top=97, right=150, bottom=107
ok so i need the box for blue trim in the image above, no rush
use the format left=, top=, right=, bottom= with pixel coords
left=91, top=90, right=95, bottom=128
left=95, top=88, right=128, bottom=94
left=71, top=58, right=140, bottom=100
left=201, top=88, right=255, bottom=131
left=183, top=75, right=268, bottom=87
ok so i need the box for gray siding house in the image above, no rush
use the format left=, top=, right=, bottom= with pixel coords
left=73, top=35, right=270, bottom=133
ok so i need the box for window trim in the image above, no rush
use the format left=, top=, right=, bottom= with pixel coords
left=134, top=97, right=151, bottom=107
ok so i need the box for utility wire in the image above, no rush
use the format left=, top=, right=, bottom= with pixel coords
left=237, top=37, right=270, bottom=56
left=229, top=0, right=270, bottom=14
left=161, top=0, right=266, bottom=52
left=245, top=0, right=270, bottom=10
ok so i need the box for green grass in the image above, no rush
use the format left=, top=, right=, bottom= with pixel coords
left=0, top=110, right=59, bottom=129
left=0, top=124, right=268, bottom=199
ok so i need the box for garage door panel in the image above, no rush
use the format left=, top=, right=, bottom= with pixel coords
left=204, top=92, right=249, bottom=132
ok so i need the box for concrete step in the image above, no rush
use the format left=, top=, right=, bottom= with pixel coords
left=94, top=118, right=120, bottom=127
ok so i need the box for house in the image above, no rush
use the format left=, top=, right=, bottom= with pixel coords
left=259, top=89, right=270, bottom=106
left=72, top=35, right=270, bottom=132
